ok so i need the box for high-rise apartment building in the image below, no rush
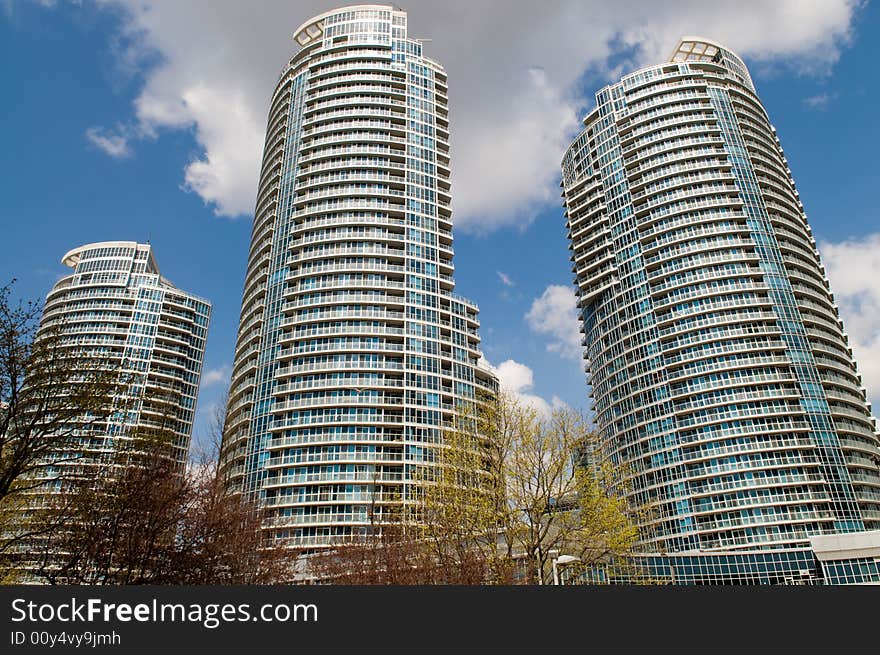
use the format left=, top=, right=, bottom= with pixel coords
left=40, top=241, right=211, bottom=466
left=221, top=5, right=496, bottom=549
left=562, top=38, right=880, bottom=583
left=9, top=241, right=210, bottom=580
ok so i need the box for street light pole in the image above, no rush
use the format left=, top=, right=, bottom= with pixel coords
left=551, top=553, right=581, bottom=585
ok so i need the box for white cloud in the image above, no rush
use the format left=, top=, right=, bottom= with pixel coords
left=200, top=364, right=231, bottom=388
left=497, top=271, right=514, bottom=287
left=178, top=85, right=266, bottom=216
left=482, top=357, right=567, bottom=416
left=85, top=125, right=132, bottom=158
left=452, top=66, right=581, bottom=232
left=74, top=0, right=859, bottom=227
left=803, top=92, right=837, bottom=110
left=819, top=235, right=880, bottom=410
left=525, top=285, right=583, bottom=361
left=494, top=359, right=535, bottom=395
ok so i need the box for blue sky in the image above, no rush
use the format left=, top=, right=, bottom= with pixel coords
left=3, top=1, right=879, bottom=451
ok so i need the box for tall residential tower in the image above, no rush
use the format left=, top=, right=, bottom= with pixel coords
left=40, top=241, right=211, bottom=466
left=222, top=5, right=496, bottom=549
left=11, top=241, right=209, bottom=579
left=562, top=38, right=880, bottom=583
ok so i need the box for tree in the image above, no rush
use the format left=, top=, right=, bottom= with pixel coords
left=309, top=391, right=639, bottom=585
left=418, top=391, right=638, bottom=584
left=497, top=394, right=639, bottom=583
left=306, top=520, right=437, bottom=585
left=307, top=395, right=508, bottom=585
left=305, top=466, right=481, bottom=584
left=171, top=409, right=293, bottom=585
left=0, top=281, right=124, bottom=569
left=24, top=401, right=292, bottom=585
left=415, top=396, right=513, bottom=584
left=27, top=432, right=189, bottom=584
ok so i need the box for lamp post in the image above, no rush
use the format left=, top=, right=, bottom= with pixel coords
left=551, top=553, right=581, bottom=585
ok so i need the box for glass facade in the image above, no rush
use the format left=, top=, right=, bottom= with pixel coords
left=573, top=530, right=880, bottom=585
left=579, top=550, right=823, bottom=585
left=221, top=5, right=496, bottom=549
left=819, top=557, right=880, bottom=584
left=561, top=38, right=880, bottom=578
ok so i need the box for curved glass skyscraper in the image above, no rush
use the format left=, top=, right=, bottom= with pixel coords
left=562, top=38, right=880, bottom=580
left=222, top=5, right=496, bottom=549
left=41, top=241, right=210, bottom=467
left=12, top=241, right=209, bottom=579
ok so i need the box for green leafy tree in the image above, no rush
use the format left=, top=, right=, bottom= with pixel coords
left=311, top=390, right=640, bottom=585
left=497, top=395, right=639, bottom=583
